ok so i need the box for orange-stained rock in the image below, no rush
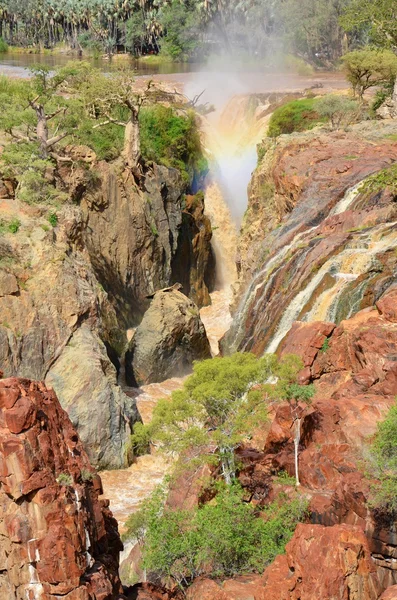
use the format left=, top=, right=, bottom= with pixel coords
left=261, top=523, right=381, bottom=600
left=377, top=287, right=397, bottom=324
left=380, top=585, right=397, bottom=600
left=187, top=525, right=381, bottom=600
left=0, top=377, right=123, bottom=599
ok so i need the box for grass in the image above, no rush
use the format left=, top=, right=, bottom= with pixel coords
left=268, top=97, right=326, bottom=138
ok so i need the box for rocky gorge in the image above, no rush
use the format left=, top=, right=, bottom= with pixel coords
left=0, top=67, right=397, bottom=600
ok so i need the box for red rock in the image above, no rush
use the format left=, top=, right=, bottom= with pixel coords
left=380, top=585, right=397, bottom=599
left=278, top=321, right=335, bottom=367
left=377, top=288, right=397, bottom=323
left=0, top=378, right=123, bottom=599
left=5, top=395, right=36, bottom=433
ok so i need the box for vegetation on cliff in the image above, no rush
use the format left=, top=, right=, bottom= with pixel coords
left=131, top=352, right=312, bottom=485
left=0, top=63, right=207, bottom=203
left=124, top=481, right=307, bottom=589
left=369, top=401, right=397, bottom=513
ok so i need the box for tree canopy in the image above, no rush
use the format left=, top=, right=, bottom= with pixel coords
left=131, top=352, right=312, bottom=484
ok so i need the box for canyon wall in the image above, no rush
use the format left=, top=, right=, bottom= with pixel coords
left=0, top=150, right=214, bottom=468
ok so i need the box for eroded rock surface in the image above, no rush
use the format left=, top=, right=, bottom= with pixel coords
left=0, top=377, right=123, bottom=599
left=126, top=287, right=211, bottom=386
left=224, top=121, right=397, bottom=355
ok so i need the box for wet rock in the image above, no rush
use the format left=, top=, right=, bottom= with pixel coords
left=225, top=121, right=397, bottom=355
left=0, top=377, right=123, bottom=599
left=126, top=286, right=211, bottom=386
left=46, top=326, right=138, bottom=469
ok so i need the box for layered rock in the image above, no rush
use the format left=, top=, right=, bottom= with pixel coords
left=80, top=162, right=214, bottom=327
left=126, top=286, right=211, bottom=386
left=0, top=377, right=123, bottom=599
left=224, top=120, right=397, bottom=355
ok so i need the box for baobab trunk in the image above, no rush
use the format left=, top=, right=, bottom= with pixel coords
left=124, top=109, right=141, bottom=170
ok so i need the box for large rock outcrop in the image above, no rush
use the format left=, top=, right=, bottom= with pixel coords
left=126, top=286, right=211, bottom=386
left=0, top=147, right=214, bottom=467
left=0, top=377, right=123, bottom=599
left=80, top=162, right=215, bottom=326
left=224, top=120, right=397, bottom=355
left=46, top=326, right=138, bottom=469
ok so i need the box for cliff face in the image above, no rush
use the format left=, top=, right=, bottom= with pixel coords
left=0, top=377, right=123, bottom=599
left=0, top=149, right=214, bottom=468
left=224, top=121, right=397, bottom=355
left=80, top=162, right=215, bottom=327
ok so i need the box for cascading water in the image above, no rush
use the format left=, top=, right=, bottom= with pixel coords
left=266, top=222, right=397, bottom=353
left=25, top=539, right=44, bottom=600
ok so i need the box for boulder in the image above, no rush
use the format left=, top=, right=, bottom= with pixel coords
left=46, top=326, right=138, bottom=470
left=126, top=287, right=211, bottom=386
left=0, top=377, right=123, bottom=599
left=380, top=586, right=397, bottom=600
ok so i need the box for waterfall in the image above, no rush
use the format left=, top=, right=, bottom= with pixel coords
left=266, top=221, right=397, bottom=353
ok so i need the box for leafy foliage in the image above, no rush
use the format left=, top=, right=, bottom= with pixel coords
left=131, top=353, right=312, bottom=484
left=341, top=0, right=397, bottom=50
left=360, top=164, right=397, bottom=196
left=124, top=481, right=308, bottom=587
left=139, top=105, right=207, bottom=181
left=267, top=98, right=326, bottom=138
left=368, top=401, right=397, bottom=512
left=341, top=48, right=397, bottom=99
left=316, top=94, right=360, bottom=129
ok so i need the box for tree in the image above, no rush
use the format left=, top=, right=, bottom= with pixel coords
left=341, top=48, right=397, bottom=99
left=368, top=400, right=397, bottom=513
left=341, top=0, right=397, bottom=51
left=124, top=480, right=308, bottom=589
left=84, top=69, right=168, bottom=174
left=131, top=352, right=312, bottom=485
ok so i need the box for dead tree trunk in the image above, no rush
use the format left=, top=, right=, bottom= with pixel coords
left=123, top=107, right=141, bottom=170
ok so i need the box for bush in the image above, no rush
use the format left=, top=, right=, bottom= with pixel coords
left=139, top=105, right=207, bottom=182
left=267, top=98, right=326, bottom=138
left=47, top=212, right=58, bottom=227
left=341, top=48, right=397, bottom=100
left=316, top=95, right=360, bottom=130
left=0, top=37, right=8, bottom=53
left=8, top=218, right=21, bottom=233
left=56, top=472, right=73, bottom=486
left=124, top=481, right=308, bottom=587
left=368, top=401, right=397, bottom=513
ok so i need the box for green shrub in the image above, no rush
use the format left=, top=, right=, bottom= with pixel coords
left=81, top=469, right=94, bottom=482
left=56, top=472, right=73, bottom=486
left=268, top=98, right=326, bottom=138
left=124, top=481, right=308, bottom=587
left=368, top=401, right=397, bottom=513
left=8, top=218, right=21, bottom=234
left=316, top=95, right=360, bottom=130
left=47, top=212, right=58, bottom=227
left=139, top=105, right=207, bottom=182
left=320, top=338, right=330, bottom=353
left=0, top=37, right=8, bottom=53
